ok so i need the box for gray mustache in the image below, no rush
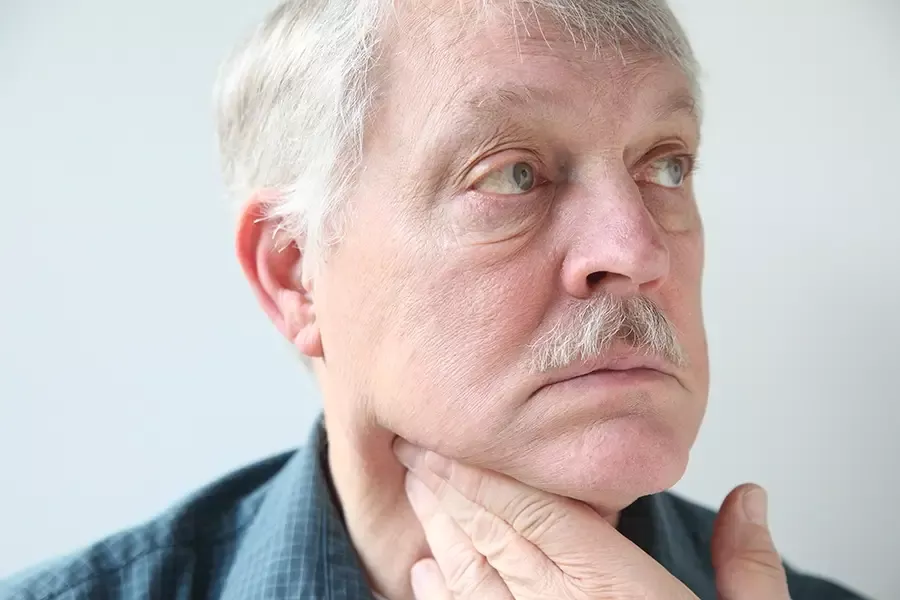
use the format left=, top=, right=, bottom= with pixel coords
left=529, top=295, right=687, bottom=374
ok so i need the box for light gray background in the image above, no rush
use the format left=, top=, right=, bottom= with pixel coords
left=1, top=1, right=898, bottom=598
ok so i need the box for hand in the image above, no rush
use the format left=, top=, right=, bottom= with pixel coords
left=393, top=440, right=790, bottom=600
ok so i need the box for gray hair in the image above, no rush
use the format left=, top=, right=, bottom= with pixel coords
left=213, top=0, right=699, bottom=267
left=529, top=294, right=687, bottom=374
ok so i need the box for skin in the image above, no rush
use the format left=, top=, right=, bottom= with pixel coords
left=237, top=2, right=713, bottom=599
left=394, top=441, right=790, bottom=599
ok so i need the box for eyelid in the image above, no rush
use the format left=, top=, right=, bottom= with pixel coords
left=466, top=149, right=549, bottom=190
left=636, top=150, right=697, bottom=183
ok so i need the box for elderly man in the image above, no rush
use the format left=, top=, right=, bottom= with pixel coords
left=1, top=1, right=867, bottom=599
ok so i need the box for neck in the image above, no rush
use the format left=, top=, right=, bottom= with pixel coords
left=324, top=416, right=625, bottom=600
left=325, top=414, right=427, bottom=600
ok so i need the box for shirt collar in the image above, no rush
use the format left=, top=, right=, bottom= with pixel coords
left=620, top=492, right=716, bottom=597
left=220, top=418, right=375, bottom=600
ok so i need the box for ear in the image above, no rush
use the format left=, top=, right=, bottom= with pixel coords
left=235, top=194, right=324, bottom=359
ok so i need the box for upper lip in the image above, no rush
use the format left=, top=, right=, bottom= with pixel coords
left=544, top=350, right=676, bottom=386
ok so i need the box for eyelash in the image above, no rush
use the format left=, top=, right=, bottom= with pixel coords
left=466, top=150, right=552, bottom=192
left=469, top=151, right=698, bottom=195
left=641, top=153, right=699, bottom=185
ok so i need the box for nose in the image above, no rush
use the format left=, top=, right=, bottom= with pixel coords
left=561, top=178, right=670, bottom=300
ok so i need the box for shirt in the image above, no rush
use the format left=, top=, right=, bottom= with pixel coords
left=0, top=418, right=867, bottom=600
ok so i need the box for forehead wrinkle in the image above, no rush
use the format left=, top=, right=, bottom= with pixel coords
left=413, top=71, right=696, bottom=168
left=596, top=51, right=701, bottom=128
left=374, top=3, right=701, bottom=182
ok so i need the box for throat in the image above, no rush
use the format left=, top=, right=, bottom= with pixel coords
left=325, top=421, right=427, bottom=600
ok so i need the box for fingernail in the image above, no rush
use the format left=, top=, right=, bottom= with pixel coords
left=742, top=486, right=768, bottom=526
left=393, top=438, right=423, bottom=468
left=410, top=559, right=443, bottom=599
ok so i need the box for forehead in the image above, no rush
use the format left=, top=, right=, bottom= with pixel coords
left=376, top=1, right=698, bottom=138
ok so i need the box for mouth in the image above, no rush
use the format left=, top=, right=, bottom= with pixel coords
left=539, top=352, right=678, bottom=389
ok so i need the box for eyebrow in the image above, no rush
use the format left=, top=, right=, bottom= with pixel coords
left=423, top=85, right=558, bottom=171
left=459, top=83, right=701, bottom=131
left=651, top=90, right=702, bottom=126
left=420, top=83, right=701, bottom=191
left=465, top=83, right=566, bottom=115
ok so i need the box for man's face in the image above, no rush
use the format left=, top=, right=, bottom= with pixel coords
left=314, top=4, right=709, bottom=509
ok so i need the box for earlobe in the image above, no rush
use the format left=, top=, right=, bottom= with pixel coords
left=235, top=194, right=324, bottom=359
left=291, top=311, right=324, bottom=358
left=282, top=283, right=324, bottom=358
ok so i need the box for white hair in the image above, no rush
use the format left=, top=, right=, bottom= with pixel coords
left=213, top=0, right=700, bottom=267
left=529, top=294, right=687, bottom=373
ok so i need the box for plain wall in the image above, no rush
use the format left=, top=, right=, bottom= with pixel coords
left=1, top=1, right=898, bottom=598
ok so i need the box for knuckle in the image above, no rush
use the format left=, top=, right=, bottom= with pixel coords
left=508, top=495, right=566, bottom=540
left=466, top=467, right=494, bottom=506
left=445, top=460, right=493, bottom=506
left=729, top=549, right=787, bottom=580
left=500, top=544, right=558, bottom=589
left=470, top=505, right=506, bottom=541
left=470, top=505, right=521, bottom=558
left=431, top=473, right=453, bottom=499
left=443, top=546, right=494, bottom=596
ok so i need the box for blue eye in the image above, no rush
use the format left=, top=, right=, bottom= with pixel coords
left=648, top=156, right=691, bottom=189
left=474, top=162, right=537, bottom=195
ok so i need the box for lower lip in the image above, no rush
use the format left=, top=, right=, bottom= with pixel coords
left=552, top=368, right=671, bottom=389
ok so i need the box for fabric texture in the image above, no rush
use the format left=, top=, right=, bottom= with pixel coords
left=0, top=417, right=867, bottom=600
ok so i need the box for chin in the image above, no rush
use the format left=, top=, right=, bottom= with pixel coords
left=511, top=414, right=693, bottom=513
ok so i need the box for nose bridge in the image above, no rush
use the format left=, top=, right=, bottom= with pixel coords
left=578, top=169, right=663, bottom=258
left=560, top=166, right=669, bottom=299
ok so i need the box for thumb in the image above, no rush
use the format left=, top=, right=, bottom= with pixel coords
left=711, top=484, right=790, bottom=600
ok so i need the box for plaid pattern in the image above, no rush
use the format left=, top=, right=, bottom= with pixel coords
left=0, top=417, right=865, bottom=600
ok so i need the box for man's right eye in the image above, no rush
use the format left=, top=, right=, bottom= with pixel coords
left=473, top=162, right=538, bottom=195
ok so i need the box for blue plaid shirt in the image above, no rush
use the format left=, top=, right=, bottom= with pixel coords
left=1, top=418, right=865, bottom=600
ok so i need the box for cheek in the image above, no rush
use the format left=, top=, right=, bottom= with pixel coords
left=664, top=232, right=709, bottom=385
left=314, top=199, right=431, bottom=397
left=315, top=246, right=395, bottom=390
left=406, top=265, right=538, bottom=384
left=643, top=182, right=702, bottom=236
left=378, top=251, right=555, bottom=450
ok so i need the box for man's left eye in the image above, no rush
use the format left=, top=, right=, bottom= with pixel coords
left=646, top=156, right=692, bottom=189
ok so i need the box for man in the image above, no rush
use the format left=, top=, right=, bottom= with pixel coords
left=0, top=0, right=867, bottom=599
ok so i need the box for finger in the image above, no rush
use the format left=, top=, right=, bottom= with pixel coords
left=406, top=472, right=515, bottom=600
left=711, top=484, right=790, bottom=600
left=396, top=440, right=583, bottom=576
left=394, top=439, right=667, bottom=584
left=410, top=559, right=453, bottom=600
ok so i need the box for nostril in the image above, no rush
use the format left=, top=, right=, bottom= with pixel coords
left=586, top=271, right=608, bottom=286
